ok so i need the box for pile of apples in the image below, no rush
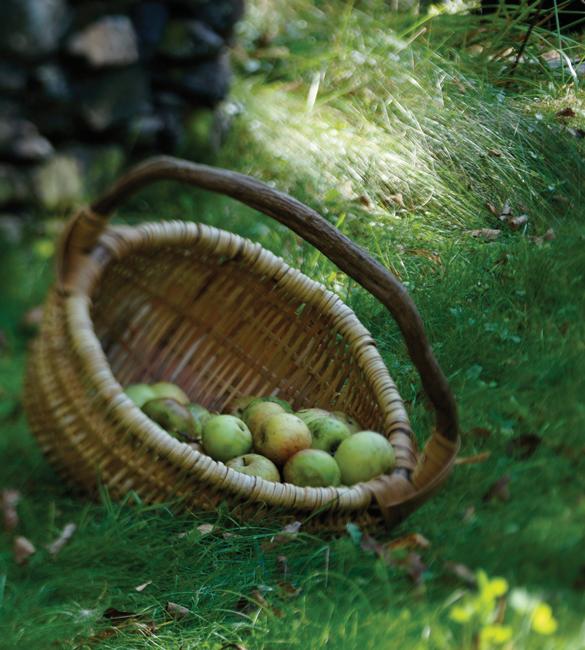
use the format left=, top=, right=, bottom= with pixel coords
left=124, top=382, right=396, bottom=487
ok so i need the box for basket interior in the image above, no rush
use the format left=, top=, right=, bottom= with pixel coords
left=90, top=239, right=389, bottom=433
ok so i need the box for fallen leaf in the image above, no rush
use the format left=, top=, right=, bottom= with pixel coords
left=2, top=489, right=21, bottom=532
left=500, top=201, right=512, bottom=218
left=103, top=608, right=138, bottom=622
left=445, top=561, right=478, bottom=587
left=455, top=451, right=492, bottom=465
left=14, top=536, right=36, bottom=565
left=508, top=215, right=528, bottom=230
left=487, top=148, right=503, bottom=157
left=360, top=533, right=384, bottom=556
left=400, top=552, right=427, bottom=586
left=470, top=427, right=492, bottom=440
left=407, top=248, right=442, bottom=266
left=135, top=581, right=152, bottom=592
left=462, top=506, right=476, bottom=522
left=543, top=228, right=555, bottom=241
left=165, top=602, right=190, bottom=619
left=483, top=475, right=511, bottom=503
left=237, top=589, right=283, bottom=618
left=356, top=194, right=373, bottom=208
left=506, top=434, right=542, bottom=460
left=486, top=202, right=499, bottom=216
left=386, top=533, right=431, bottom=552
left=388, top=193, right=406, bottom=209
left=46, top=522, right=76, bottom=556
left=556, top=107, right=576, bottom=118
left=277, top=581, right=302, bottom=598
left=468, top=229, right=501, bottom=241
left=197, top=524, right=215, bottom=536
left=270, top=521, right=301, bottom=545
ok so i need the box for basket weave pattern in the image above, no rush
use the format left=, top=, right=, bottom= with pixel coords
left=24, top=157, right=459, bottom=531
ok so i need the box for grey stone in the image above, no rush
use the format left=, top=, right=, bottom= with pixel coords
left=0, top=63, right=27, bottom=95
left=159, top=20, right=224, bottom=60
left=76, top=66, right=151, bottom=131
left=33, top=154, right=84, bottom=210
left=68, top=15, right=139, bottom=67
left=0, top=119, right=54, bottom=162
left=0, top=0, right=69, bottom=58
left=162, top=53, right=231, bottom=106
left=132, top=2, right=169, bottom=59
left=174, top=0, right=244, bottom=37
left=0, top=165, right=31, bottom=206
left=34, top=66, right=72, bottom=104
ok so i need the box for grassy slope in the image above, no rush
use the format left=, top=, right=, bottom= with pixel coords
left=1, top=1, right=585, bottom=648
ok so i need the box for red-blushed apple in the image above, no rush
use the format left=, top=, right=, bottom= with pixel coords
left=334, top=431, right=396, bottom=485
left=202, top=415, right=253, bottom=462
left=150, top=381, right=190, bottom=405
left=283, top=449, right=341, bottom=487
left=125, top=383, right=157, bottom=408
left=331, top=411, right=362, bottom=434
left=227, top=454, right=281, bottom=482
left=309, top=416, right=351, bottom=453
left=243, top=401, right=286, bottom=436
left=254, top=413, right=312, bottom=465
left=142, top=398, right=198, bottom=440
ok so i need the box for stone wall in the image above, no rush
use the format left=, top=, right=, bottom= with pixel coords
left=0, top=0, right=244, bottom=211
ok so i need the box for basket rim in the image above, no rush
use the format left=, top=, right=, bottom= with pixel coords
left=61, top=219, right=419, bottom=512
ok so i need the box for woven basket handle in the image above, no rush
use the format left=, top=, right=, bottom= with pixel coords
left=58, top=155, right=458, bottom=441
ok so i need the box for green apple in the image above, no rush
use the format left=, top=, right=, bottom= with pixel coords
left=125, top=383, right=157, bottom=408
left=227, top=454, right=280, bottom=482
left=150, top=381, right=189, bottom=405
left=202, top=415, right=253, bottom=462
left=142, top=398, right=198, bottom=440
left=283, top=449, right=341, bottom=487
left=334, top=431, right=396, bottom=485
left=309, top=416, right=351, bottom=453
left=331, top=411, right=362, bottom=434
left=186, top=403, right=211, bottom=436
left=262, top=396, right=293, bottom=413
left=243, top=401, right=286, bottom=436
left=255, top=413, right=312, bottom=465
left=226, top=395, right=260, bottom=419
left=295, top=408, right=331, bottom=428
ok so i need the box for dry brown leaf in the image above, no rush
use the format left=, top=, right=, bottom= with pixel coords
left=2, top=489, right=21, bottom=532
left=483, top=475, right=511, bottom=503
left=508, top=215, right=528, bottom=230
left=267, top=521, right=302, bottom=546
left=556, top=107, right=576, bottom=118
left=470, top=427, right=492, bottom=440
left=197, top=523, right=215, bottom=536
left=468, top=229, right=501, bottom=241
left=455, top=451, right=492, bottom=465
left=46, top=522, right=76, bottom=556
left=400, top=553, right=427, bottom=586
left=135, top=580, right=152, bottom=592
left=506, top=434, right=542, bottom=460
left=14, top=536, right=36, bottom=565
left=486, top=202, right=499, bottom=216
left=388, top=193, right=406, bottom=209
left=407, top=248, right=442, bottom=266
left=103, top=608, right=138, bottom=622
left=445, top=561, right=477, bottom=587
left=277, top=581, right=302, bottom=598
left=487, top=148, right=503, bottom=157
left=386, top=533, right=431, bottom=552
left=543, top=228, right=556, bottom=241
left=165, top=602, right=190, bottom=619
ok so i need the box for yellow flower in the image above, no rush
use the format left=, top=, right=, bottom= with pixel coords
left=477, top=571, right=509, bottom=599
left=532, top=603, right=558, bottom=635
left=450, top=604, right=473, bottom=623
left=480, top=624, right=513, bottom=645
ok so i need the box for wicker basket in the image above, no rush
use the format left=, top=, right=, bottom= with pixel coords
left=24, top=156, right=460, bottom=532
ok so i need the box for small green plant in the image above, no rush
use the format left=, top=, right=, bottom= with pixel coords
left=449, top=570, right=559, bottom=648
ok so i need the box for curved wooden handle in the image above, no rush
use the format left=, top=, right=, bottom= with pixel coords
left=59, top=155, right=458, bottom=441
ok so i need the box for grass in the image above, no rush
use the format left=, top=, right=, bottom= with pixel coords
left=1, top=0, right=585, bottom=648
